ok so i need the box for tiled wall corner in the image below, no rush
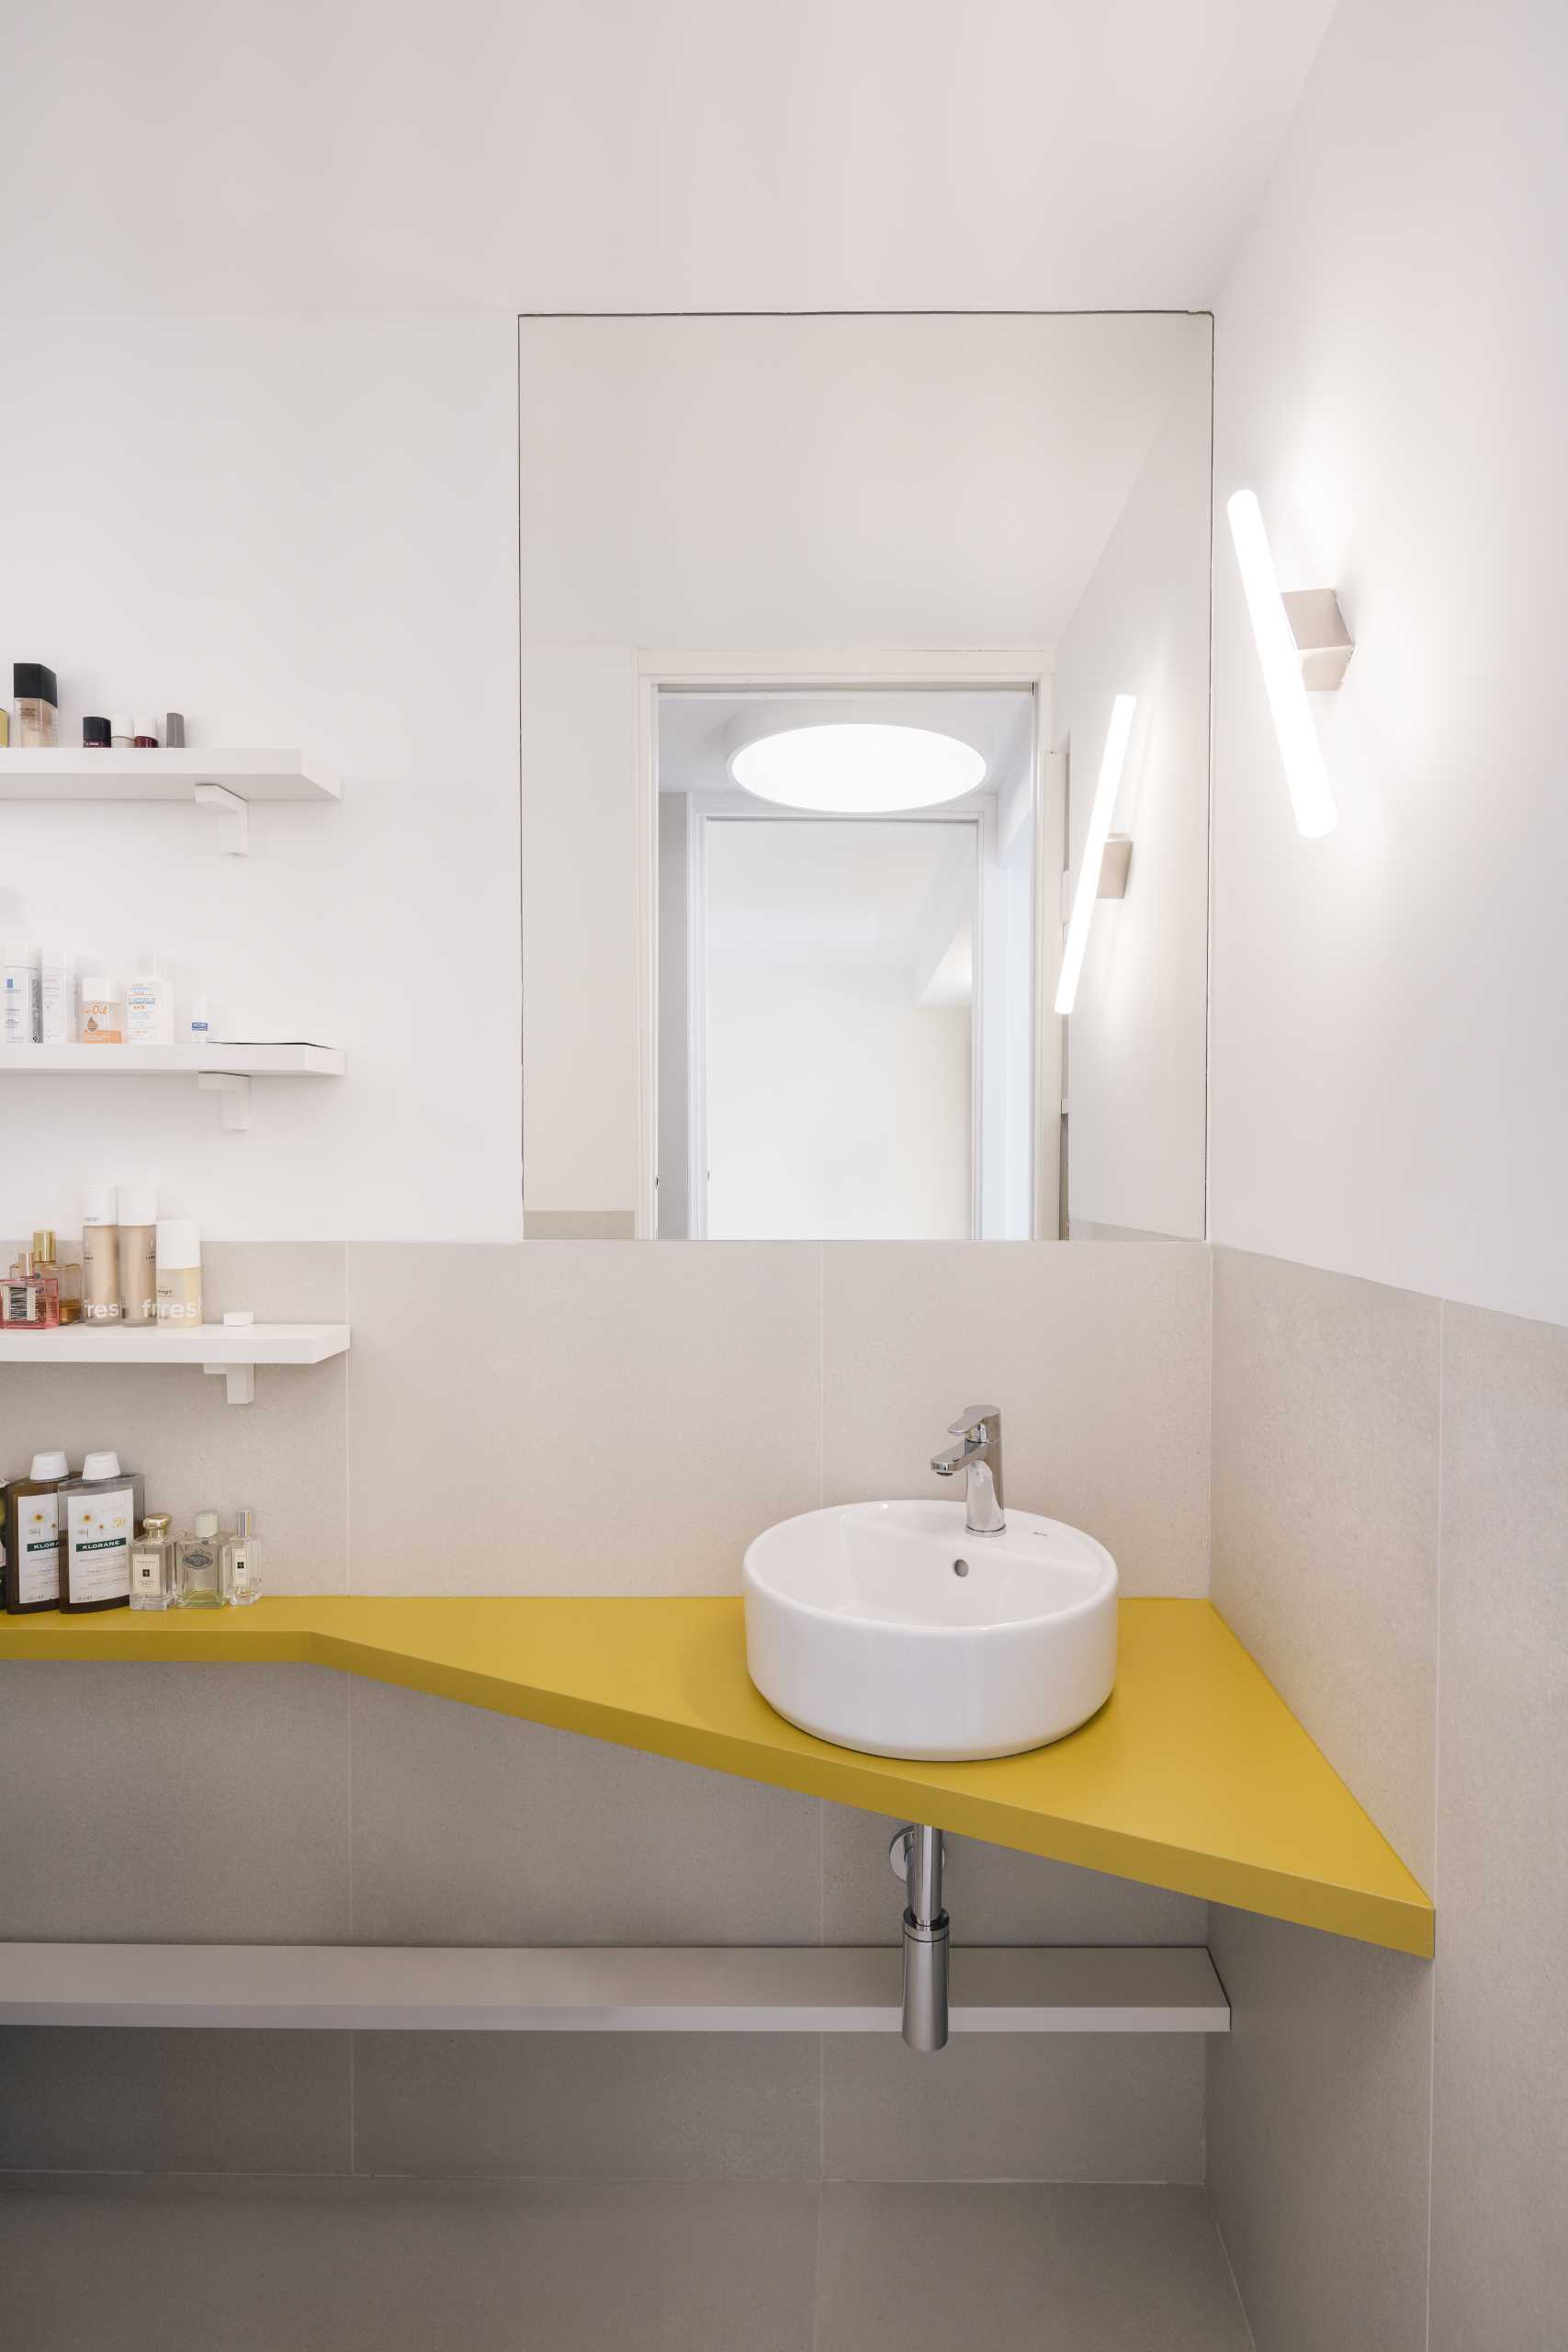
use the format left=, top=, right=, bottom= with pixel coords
left=1210, top=1246, right=1440, bottom=1877
left=1428, top=1303, right=1568, bottom=2350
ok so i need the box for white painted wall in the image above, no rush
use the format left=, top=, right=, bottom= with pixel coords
left=1209, top=0, right=1568, bottom=1324
left=1052, top=324, right=1213, bottom=1240
left=707, top=973, right=972, bottom=1240
left=0, top=316, right=521, bottom=1242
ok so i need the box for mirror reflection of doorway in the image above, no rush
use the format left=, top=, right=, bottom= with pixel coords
left=656, top=685, right=1038, bottom=1240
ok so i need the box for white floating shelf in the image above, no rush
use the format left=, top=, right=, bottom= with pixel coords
left=0, top=748, right=341, bottom=802
left=0, top=1042, right=344, bottom=1129
left=0, top=749, right=340, bottom=854
left=0, top=1943, right=1230, bottom=2034
left=1, top=1043, right=343, bottom=1076
left=0, top=1322, right=350, bottom=1407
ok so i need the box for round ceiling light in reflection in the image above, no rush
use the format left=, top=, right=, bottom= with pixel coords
left=729, top=723, right=987, bottom=813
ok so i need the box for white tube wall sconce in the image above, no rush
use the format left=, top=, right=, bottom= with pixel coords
left=1225, top=490, right=1351, bottom=839
left=1055, top=694, right=1135, bottom=1017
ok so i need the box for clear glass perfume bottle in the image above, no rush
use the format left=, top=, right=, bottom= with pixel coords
left=1, top=1247, right=61, bottom=1329
left=220, top=1510, right=261, bottom=1606
left=175, top=1511, right=223, bottom=1608
left=130, top=1514, right=175, bottom=1611
left=31, top=1229, right=81, bottom=1325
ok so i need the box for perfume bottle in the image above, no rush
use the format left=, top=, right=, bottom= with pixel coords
left=31, top=1229, right=81, bottom=1324
left=220, top=1510, right=261, bottom=1605
left=1, top=1246, right=61, bottom=1329
left=175, top=1511, right=222, bottom=1608
left=129, top=1513, right=175, bottom=1611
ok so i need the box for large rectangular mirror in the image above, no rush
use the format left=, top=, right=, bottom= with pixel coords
left=519, top=312, right=1211, bottom=1240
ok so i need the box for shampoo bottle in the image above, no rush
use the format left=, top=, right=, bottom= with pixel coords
left=3, top=1451, right=71, bottom=1613
left=82, top=1188, right=121, bottom=1325
left=58, top=1452, right=144, bottom=1612
left=118, top=1184, right=158, bottom=1326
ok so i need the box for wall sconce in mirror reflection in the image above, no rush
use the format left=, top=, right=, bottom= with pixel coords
left=1055, top=693, right=1136, bottom=1017
left=1225, top=489, right=1354, bottom=839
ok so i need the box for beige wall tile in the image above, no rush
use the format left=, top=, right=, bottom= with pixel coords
left=1212, top=1247, right=1439, bottom=1877
left=0, top=2031, right=351, bottom=2174
left=0, top=1664, right=352, bottom=1942
left=1429, top=1304, right=1568, bottom=2352
left=1207, top=1905, right=1432, bottom=2352
left=351, top=2032, right=820, bottom=2178
left=822, top=2034, right=1205, bottom=2182
left=820, top=1239, right=1211, bottom=1595
left=350, top=1680, right=822, bottom=1945
left=344, top=1241, right=823, bottom=1592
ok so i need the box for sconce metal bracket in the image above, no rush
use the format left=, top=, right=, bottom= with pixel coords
left=1282, top=589, right=1355, bottom=690
left=1097, top=835, right=1133, bottom=899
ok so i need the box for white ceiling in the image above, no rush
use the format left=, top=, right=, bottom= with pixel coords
left=3, top=2, right=1336, bottom=312
left=659, top=689, right=1035, bottom=807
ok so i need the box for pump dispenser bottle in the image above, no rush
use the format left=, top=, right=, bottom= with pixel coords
left=3, top=1452, right=71, bottom=1612
left=83, top=1188, right=121, bottom=1324
left=58, top=1452, right=143, bottom=1611
left=118, top=1185, right=158, bottom=1325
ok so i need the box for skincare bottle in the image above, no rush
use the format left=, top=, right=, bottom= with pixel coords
left=220, top=1510, right=261, bottom=1606
left=155, top=1219, right=203, bottom=1327
left=186, top=993, right=213, bottom=1046
left=82, top=1187, right=122, bottom=1325
left=132, top=717, right=159, bottom=749
left=32, top=1228, right=81, bottom=1324
left=3, top=941, right=41, bottom=1044
left=13, top=663, right=59, bottom=748
left=1, top=1246, right=61, bottom=1329
left=175, top=1512, right=222, bottom=1608
left=83, top=716, right=111, bottom=749
left=164, top=712, right=186, bottom=749
left=117, top=1184, right=158, bottom=1325
left=3, top=1452, right=71, bottom=1612
left=109, top=716, right=133, bottom=749
left=59, top=1451, right=144, bottom=1612
left=79, top=978, right=125, bottom=1046
left=127, top=957, right=174, bottom=1045
left=130, top=1513, right=175, bottom=1611
left=39, top=951, right=77, bottom=1044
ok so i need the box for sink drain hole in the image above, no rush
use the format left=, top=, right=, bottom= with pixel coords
left=952, top=1558, right=970, bottom=1577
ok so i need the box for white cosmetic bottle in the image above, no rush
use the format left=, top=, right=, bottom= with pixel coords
left=128, top=956, right=174, bottom=1045
left=39, top=952, right=77, bottom=1045
left=3, top=942, right=40, bottom=1045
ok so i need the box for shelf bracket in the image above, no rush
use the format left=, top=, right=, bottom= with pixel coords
left=194, top=782, right=249, bottom=857
left=203, top=1362, right=256, bottom=1407
left=197, top=1070, right=252, bottom=1131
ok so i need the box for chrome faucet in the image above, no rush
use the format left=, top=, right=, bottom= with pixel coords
left=931, top=1406, right=1005, bottom=1534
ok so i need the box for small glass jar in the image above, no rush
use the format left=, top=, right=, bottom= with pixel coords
left=220, top=1510, right=261, bottom=1606
left=175, top=1512, right=223, bottom=1608
left=130, top=1514, right=175, bottom=1611
left=13, top=663, right=59, bottom=749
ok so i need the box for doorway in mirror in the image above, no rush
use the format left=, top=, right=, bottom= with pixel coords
left=656, top=682, right=1040, bottom=1240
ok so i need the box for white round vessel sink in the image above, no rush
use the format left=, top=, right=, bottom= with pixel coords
left=742, top=1499, right=1118, bottom=1761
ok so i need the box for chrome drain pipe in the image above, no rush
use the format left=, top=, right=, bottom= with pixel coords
left=892, top=1825, right=949, bottom=2052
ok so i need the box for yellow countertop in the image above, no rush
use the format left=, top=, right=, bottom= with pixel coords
left=0, top=1596, right=1435, bottom=1957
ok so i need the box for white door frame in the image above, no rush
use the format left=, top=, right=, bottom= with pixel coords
left=635, top=649, right=1056, bottom=1241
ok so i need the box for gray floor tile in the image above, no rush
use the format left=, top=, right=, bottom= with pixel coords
left=0, top=2029, right=352, bottom=2175
left=817, top=2182, right=1253, bottom=2350
left=350, top=1680, right=822, bottom=1945
left=823, top=2034, right=1204, bottom=2182
left=0, top=1664, right=352, bottom=1941
left=0, top=2174, right=819, bottom=2352
left=352, top=2030, right=820, bottom=2178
